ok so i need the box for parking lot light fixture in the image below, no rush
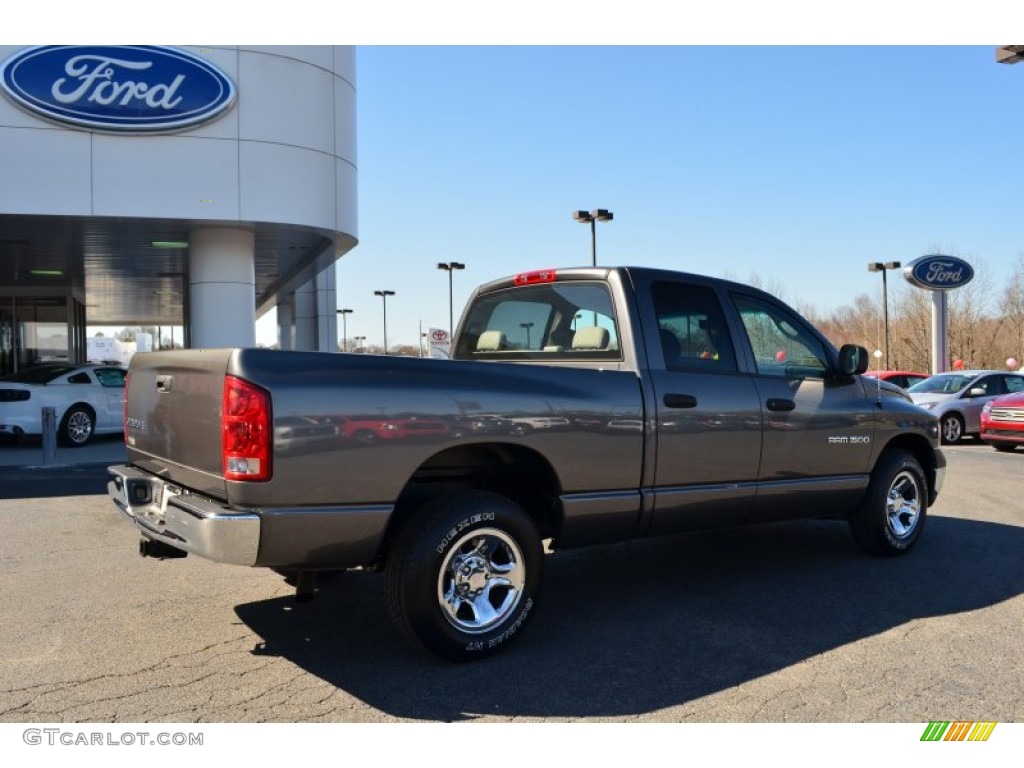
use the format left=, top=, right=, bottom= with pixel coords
left=374, top=290, right=395, bottom=354
left=336, top=308, right=353, bottom=352
left=868, top=261, right=900, bottom=370
left=573, top=209, right=613, bottom=267
left=519, top=321, right=534, bottom=349
left=437, top=262, right=466, bottom=336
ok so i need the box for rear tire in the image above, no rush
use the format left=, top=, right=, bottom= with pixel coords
left=384, top=490, right=543, bottom=661
left=59, top=405, right=95, bottom=447
left=850, top=449, right=927, bottom=556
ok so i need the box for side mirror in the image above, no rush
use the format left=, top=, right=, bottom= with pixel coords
left=838, top=344, right=869, bottom=376
left=966, top=387, right=987, bottom=398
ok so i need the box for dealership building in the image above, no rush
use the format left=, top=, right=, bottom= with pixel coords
left=0, top=45, right=357, bottom=376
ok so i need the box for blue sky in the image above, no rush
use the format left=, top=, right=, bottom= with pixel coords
left=298, top=44, right=1023, bottom=348
left=28, top=2, right=1021, bottom=348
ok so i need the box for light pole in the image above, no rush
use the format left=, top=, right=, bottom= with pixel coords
left=520, top=321, right=534, bottom=349
left=868, top=261, right=901, bottom=370
left=336, top=308, right=353, bottom=352
left=354, top=335, right=366, bottom=352
left=573, top=209, right=614, bottom=267
left=437, top=261, right=465, bottom=336
left=374, top=290, right=395, bottom=354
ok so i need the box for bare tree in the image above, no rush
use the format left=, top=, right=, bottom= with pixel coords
left=817, top=294, right=882, bottom=360
left=391, top=344, right=421, bottom=357
left=947, top=256, right=994, bottom=369
left=744, top=272, right=790, bottom=304
left=888, top=284, right=931, bottom=373
left=114, top=326, right=157, bottom=343
left=996, top=254, right=1024, bottom=366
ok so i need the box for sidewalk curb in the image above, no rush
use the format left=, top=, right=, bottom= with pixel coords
left=0, top=462, right=116, bottom=473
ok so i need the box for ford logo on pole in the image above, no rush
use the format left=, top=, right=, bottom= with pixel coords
left=902, top=254, right=974, bottom=291
left=0, top=46, right=236, bottom=133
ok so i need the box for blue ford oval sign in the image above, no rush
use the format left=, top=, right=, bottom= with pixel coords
left=903, top=254, right=974, bottom=291
left=0, top=46, right=235, bottom=133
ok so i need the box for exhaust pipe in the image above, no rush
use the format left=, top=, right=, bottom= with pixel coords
left=138, top=537, right=188, bottom=560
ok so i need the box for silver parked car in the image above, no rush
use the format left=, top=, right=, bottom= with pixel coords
left=907, top=370, right=1024, bottom=445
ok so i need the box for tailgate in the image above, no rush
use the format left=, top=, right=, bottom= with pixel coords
left=125, top=348, right=234, bottom=497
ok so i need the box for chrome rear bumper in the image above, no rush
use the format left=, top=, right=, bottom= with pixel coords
left=108, top=464, right=260, bottom=566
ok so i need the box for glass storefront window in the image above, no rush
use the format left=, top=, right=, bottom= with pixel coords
left=0, top=296, right=83, bottom=376
left=17, top=297, right=69, bottom=367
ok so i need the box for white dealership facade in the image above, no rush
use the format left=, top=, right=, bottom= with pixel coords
left=0, top=45, right=357, bottom=376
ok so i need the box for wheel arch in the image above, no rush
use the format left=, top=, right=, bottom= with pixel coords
left=379, top=441, right=563, bottom=566
left=878, top=433, right=941, bottom=505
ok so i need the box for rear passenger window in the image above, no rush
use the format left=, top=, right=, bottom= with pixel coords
left=652, top=282, right=737, bottom=372
left=731, top=293, right=829, bottom=379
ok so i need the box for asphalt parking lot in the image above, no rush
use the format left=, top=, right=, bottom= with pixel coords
left=0, top=440, right=1020, bottom=723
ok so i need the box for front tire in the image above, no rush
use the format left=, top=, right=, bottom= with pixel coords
left=849, top=449, right=927, bottom=556
left=384, top=490, right=543, bottom=661
left=59, top=405, right=95, bottom=447
left=940, top=413, right=964, bottom=445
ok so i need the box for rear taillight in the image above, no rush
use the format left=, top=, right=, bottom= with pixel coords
left=222, top=375, right=272, bottom=482
left=122, top=371, right=131, bottom=444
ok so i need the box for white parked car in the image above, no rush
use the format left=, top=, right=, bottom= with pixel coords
left=0, top=363, right=127, bottom=446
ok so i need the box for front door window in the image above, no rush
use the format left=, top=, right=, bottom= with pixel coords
left=731, top=294, right=829, bottom=380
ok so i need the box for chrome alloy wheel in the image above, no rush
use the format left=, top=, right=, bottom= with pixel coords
left=886, top=469, right=922, bottom=540
left=66, top=409, right=93, bottom=444
left=437, top=527, right=526, bottom=634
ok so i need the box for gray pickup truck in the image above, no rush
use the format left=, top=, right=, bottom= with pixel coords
left=109, top=266, right=945, bottom=660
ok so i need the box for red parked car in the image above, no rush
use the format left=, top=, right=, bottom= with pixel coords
left=863, top=370, right=930, bottom=391
left=980, top=391, right=1024, bottom=452
left=339, top=417, right=451, bottom=444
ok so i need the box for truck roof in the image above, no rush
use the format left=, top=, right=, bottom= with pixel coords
left=473, top=266, right=780, bottom=299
